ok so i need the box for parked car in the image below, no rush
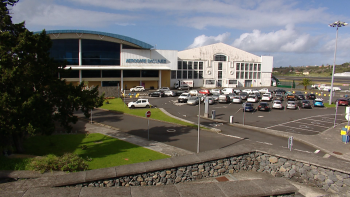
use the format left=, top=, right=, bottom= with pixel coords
left=219, top=94, right=230, bottom=103
left=187, top=97, right=199, bottom=105
left=199, top=89, right=211, bottom=95
left=254, top=92, right=262, bottom=99
left=212, top=93, right=220, bottom=101
left=272, top=100, right=283, bottom=109
left=233, top=89, right=241, bottom=94
left=227, top=93, right=236, bottom=101
left=247, top=95, right=258, bottom=103
left=287, top=101, right=298, bottom=110
left=286, top=93, right=297, bottom=101
left=314, top=98, right=324, bottom=107
left=239, top=92, right=248, bottom=100
left=297, top=100, right=312, bottom=109
left=128, top=99, right=151, bottom=108
left=243, top=103, right=255, bottom=112
left=177, top=84, right=190, bottom=90
left=242, top=89, right=253, bottom=94
left=189, top=90, right=199, bottom=96
left=222, top=88, right=234, bottom=95
left=158, top=87, right=170, bottom=91
left=210, top=89, right=222, bottom=94
left=259, top=88, right=270, bottom=94
left=130, top=86, right=145, bottom=92
left=258, top=102, right=270, bottom=111
left=296, top=94, right=305, bottom=100
left=149, top=91, right=165, bottom=97
left=273, top=89, right=286, bottom=94
left=261, top=94, right=272, bottom=101
left=306, top=93, right=316, bottom=100
left=164, top=90, right=176, bottom=97
left=178, top=93, right=191, bottom=103
left=252, top=89, right=260, bottom=94
left=175, top=90, right=187, bottom=96
left=205, top=97, right=215, bottom=105
left=336, top=98, right=349, bottom=106
left=275, top=93, right=284, bottom=101
left=232, top=96, right=242, bottom=104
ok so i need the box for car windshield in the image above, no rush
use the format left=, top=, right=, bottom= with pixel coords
left=240, top=92, right=248, bottom=95
left=246, top=103, right=253, bottom=106
left=260, top=103, right=268, bottom=106
left=274, top=101, right=281, bottom=104
left=302, top=100, right=310, bottom=103
left=234, top=96, right=240, bottom=99
left=263, top=94, right=269, bottom=97
left=288, top=101, right=295, bottom=104
left=180, top=93, right=189, bottom=96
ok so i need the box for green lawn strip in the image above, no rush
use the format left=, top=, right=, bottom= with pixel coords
left=9, top=133, right=169, bottom=170
left=0, top=156, right=31, bottom=170
left=100, top=98, right=197, bottom=127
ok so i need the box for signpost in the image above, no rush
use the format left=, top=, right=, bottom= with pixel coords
left=288, top=136, right=293, bottom=151
left=146, top=111, right=151, bottom=140
left=242, top=103, right=246, bottom=125
left=334, top=101, right=339, bottom=128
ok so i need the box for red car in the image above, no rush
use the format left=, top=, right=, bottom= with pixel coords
left=336, top=99, right=349, bottom=106
left=199, top=89, right=211, bottom=95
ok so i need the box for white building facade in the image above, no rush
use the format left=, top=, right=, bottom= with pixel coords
left=174, top=43, right=273, bottom=88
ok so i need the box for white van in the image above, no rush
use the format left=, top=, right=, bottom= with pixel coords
left=222, top=88, right=234, bottom=95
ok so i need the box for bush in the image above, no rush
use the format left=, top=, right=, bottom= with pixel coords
left=29, top=153, right=88, bottom=173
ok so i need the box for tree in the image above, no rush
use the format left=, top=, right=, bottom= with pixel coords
left=299, top=78, right=312, bottom=90
left=0, top=0, right=104, bottom=153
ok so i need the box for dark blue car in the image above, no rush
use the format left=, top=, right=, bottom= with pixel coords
left=243, top=103, right=255, bottom=112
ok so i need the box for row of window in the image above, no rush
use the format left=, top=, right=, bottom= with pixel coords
left=60, top=70, right=159, bottom=78
left=236, top=63, right=261, bottom=71
left=171, top=71, right=203, bottom=79
left=178, top=61, right=204, bottom=70
left=236, top=72, right=261, bottom=79
left=205, top=80, right=237, bottom=85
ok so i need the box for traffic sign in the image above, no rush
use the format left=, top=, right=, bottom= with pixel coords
left=146, top=111, right=151, bottom=118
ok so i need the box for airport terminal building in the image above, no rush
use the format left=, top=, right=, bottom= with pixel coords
left=45, top=30, right=273, bottom=90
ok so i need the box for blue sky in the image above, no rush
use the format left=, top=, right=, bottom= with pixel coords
left=8, top=0, right=350, bottom=67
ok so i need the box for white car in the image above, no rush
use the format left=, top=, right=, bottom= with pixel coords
left=242, top=89, right=253, bottom=94
left=130, top=86, right=145, bottom=92
left=189, top=90, right=199, bottom=96
left=272, top=100, right=283, bottom=109
left=222, top=88, right=234, bottom=95
left=287, top=101, right=297, bottom=110
left=252, top=89, right=259, bottom=94
left=247, top=95, right=258, bottom=103
left=128, top=99, right=151, bottom=108
left=259, top=88, right=270, bottom=94
left=261, top=94, right=272, bottom=101
left=178, top=93, right=191, bottom=103
left=158, top=87, right=170, bottom=91
left=232, top=96, right=242, bottom=103
left=210, top=89, right=221, bottom=94
left=164, top=90, right=175, bottom=97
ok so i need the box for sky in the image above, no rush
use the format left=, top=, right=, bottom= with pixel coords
left=7, top=0, right=350, bottom=67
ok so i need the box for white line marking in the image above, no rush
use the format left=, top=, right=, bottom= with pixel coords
left=281, top=146, right=313, bottom=154
left=293, top=121, right=330, bottom=129
left=323, top=154, right=331, bottom=158
left=314, top=150, right=320, bottom=154
left=256, top=141, right=273, bottom=145
left=277, top=125, right=320, bottom=132
left=218, top=133, right=244, bottom=139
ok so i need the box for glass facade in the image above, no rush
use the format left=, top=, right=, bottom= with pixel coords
left=82, top=39, right=120, bottom=65
left=215, top=55, right=226, bottom=61
left=82, top=70, right=101, bottom=78
left=123, top=70, right=140, bottom=77
left=102, top=81, right=120, bottom=87
left=171, top=71, right=176, bottom=79
left=60, top=69, right=79, bottom=78
left=50, top=39, right=79, bottom=65
left=102, top=70, right=121, bottom=78
left=141, top=70, right=158, bottom=77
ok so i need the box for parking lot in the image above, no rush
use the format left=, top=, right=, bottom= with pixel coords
left=124, top=87, right=348, bottom=136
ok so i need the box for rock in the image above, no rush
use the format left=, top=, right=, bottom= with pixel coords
left=269, top=157, right=278, bottom=164
left=156, top=182, right=162, bottom=186
left=153, top=175, right=158, bottom=179
left=279, top=166, right=286, bottom=172
left=202, top=171, right=209, bottom=177
left=125, top=183, right=130, bottom=187
left=176, top=170, right=183, bottom=177
left=218, top=168, right=226, bottom=173
left=160, top=172, right=166, bottom=177
left=325, top=179, right=334, bottom=185
left=175, top=177, right=182, bottom=183
left=315, top=174, right=326, bottom=181
left=214, top=172, right=218, bottom=176
left=229, top=169, right=234, bottom=174
left=271, top=171, right=276, bottom=177
left=141, top=182, right=147, bottom=186
left=137, top=177, right=144, bottom=182
left=192, top=172, right=198, bottom=176
left=289, top=169, right=296, bottom=176
left=198, top=164, right=204, bottom=169
left=335, top=180, right=343, bottom=187
left=343, top=178, right=350, bottom=186
left=166, top=170, right=172, bottom=175
left=278, top=158, right=287, bottom=163
left=107, top=182, right=114, bottom=187
left=166, top=179, right=173, bottom=185
left=160, top=177, right=167, bottom=183
left=328, top=175, right=339, bottom=182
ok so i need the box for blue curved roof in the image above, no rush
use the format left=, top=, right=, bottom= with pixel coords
left=34, top=30, right=154, bottom=49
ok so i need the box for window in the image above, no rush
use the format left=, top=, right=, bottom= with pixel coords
left=245, top=63, right=249, bottom=71
left=102, top=81, right=120, bottom=87
left=240, top=63, right=244, bottom=70
left=82, top=70, right=101, bottom=78
left=171, top=71, right=176, bottom=79
left=199, top=71, right=203, bottom=79
left=240, top=72, right=244, bottom=79
left=194, top=71, right=198, bottom=79
left=199, top=62, right=203, bottom=70
left=258, top=72, right=261, bottom=79
left=82, top=39, right=120, bottom=65
left=188, top=61, right=193, bottom=69
left=229, top=80, right=237, bottom=84
left=249, top=72, right=252, bottom=79
left=50, top=39, right=79, bottom=65
left=206, top=80, right=215, bottom=85
left=218, top=71, right=222, bottom=79
left=183, top=61, right=187, bottom=69
left=253, top=72, right=257, bottom=79
left=178, top=61, right=182, bottom=69
left=194, top=62, right=198, bottom=69
left=236, top=63, right=240, bottom=70
left=254, top=64, right=257, bottom=71
left=123, top=70, right=140, bottom=77
left=188, top=71, right=193, bottom=79
left=245, top=72, right=248, bottom=79
left=183, top=70, right=187, bottom=79
left=258, top=64, right=261, bottom=71
left=250, top=64, right=253, bottom=71
left=102, top=70, right=121, bottom=78
left=214, top=55, right=226, bottom=61
left=236, top=72, right=240, bottom=79
left=177, top=71, right=182, bottom=79
left=60, top=69, right=79, bottom=78
left=142, top=70, right=159, bottom=77
left=218, top=62, right=222, bottom=70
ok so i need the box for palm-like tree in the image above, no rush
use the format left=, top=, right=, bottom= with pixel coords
left=300, top=78, right=312, bottom=90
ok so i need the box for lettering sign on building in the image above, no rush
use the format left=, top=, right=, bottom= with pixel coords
left=126, top=59, right=167, bottom=64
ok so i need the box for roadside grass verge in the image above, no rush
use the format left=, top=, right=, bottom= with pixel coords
left=100, top=98, right=197, bottom=128
left=0, top=133, right=170, bottom=171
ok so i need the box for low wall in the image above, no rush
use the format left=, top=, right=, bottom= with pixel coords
left=63, top=143, right=350, bottom=194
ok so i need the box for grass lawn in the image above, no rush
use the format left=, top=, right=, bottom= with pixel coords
left=100, top=98, right=197, bottom=128
left=0, top=133, right=170, bottom=171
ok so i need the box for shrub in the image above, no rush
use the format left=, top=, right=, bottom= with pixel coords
left=29, top=153, right=88, bottom=173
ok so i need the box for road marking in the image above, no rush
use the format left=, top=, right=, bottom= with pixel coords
left=258, top=116, right=264, bottom=117
left=323, top=154, right=331, bottom=158
left=256, top=141, right=273, bottom=145
left=314, top=150, right=320, bottom=154
left=218, top=133, right=244, bottom=139
left=277, top=125, right=320, bottom=133
left=281, top=146, right=313, bottom=154
left=167, top=129, right=176, bottom=132
left=296, top=121, right=330, bottom=128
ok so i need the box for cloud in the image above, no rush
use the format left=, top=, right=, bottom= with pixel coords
left=232, top=25, right=319, bottom=53
left=10, top=0, right=137, bottom=29
left=187, top=33, right=231, bottom=49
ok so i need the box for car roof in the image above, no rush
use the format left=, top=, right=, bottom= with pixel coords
left=260, top=102, right=268, bottom=105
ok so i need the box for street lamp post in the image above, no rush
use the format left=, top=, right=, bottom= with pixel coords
left=329, top=21, right=348, bottom=105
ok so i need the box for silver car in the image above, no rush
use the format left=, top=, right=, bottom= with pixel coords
left=187, top=97, right=199, bottom=105
left=287, top=101, right=297, bottom=110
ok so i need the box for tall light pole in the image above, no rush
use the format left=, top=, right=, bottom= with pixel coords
left=329, top=21, right=348, bottom=105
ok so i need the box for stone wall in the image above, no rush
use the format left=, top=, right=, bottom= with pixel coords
left=66, top=152, right=350, bottom=193
left=98, top=87, right=122, bottom=98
